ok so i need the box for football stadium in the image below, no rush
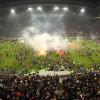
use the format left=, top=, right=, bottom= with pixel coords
left=0, top=0, right=100, bottom=99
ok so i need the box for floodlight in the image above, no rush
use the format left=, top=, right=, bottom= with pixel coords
left=54, top=6, right=60, bottom=11
left=80, top=8, right=85, bottom=13
left=63, top=7, right=69, bottom=11
left=11, top=9, right=15, bottom=14
left=37, top=6, right=42, bottom=11
left=28, top=7, right=33, bottom=11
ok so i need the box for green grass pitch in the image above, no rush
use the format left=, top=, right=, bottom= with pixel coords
left=0, top=39, right=100, bottom=72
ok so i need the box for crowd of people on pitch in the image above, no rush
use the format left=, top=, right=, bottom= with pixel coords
left=0, top=40, right=99, bottom=71
left=0, top=70, right=100, bottom=100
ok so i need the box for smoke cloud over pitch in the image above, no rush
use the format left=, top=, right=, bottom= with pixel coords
left=20, top=13, right=69, bottom=54
left=21, top=26, right=69, bottom=52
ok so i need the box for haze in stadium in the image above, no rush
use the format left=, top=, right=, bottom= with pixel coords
left=0, top=0, right=100, bottom=99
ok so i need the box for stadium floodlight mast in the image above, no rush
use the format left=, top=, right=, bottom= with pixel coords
left=80, top=8, right=85, bottom=14
left=54, top=6, right=60, bottom=11
left=37, top=6, right=42, bottom=11
left=28, top=7, right=33, bottom=12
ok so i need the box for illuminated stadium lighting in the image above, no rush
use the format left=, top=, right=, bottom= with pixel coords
left=10, top=9, right=15, bottom=14
left=80, top=8, right=85, bottom=13
left=28, top=7, right=33, bottom=11
left=54, top=6, right=60, bottom=11
left=37, top=6, right=42, bottom=11
left=63, top=7, right=69, bottom=12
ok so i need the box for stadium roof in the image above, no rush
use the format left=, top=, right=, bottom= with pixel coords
left=0, top=0, right=100, bottom=7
